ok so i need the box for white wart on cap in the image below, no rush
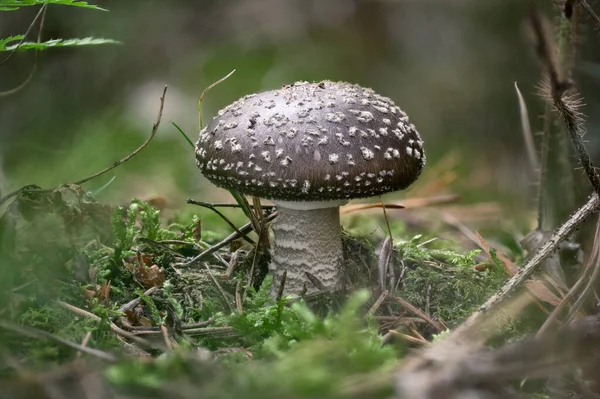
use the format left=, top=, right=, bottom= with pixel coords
left=195, top=80, right=425, bottom=202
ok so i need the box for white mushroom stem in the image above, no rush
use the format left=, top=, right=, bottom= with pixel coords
left=269, top=204, right=344, bottom=298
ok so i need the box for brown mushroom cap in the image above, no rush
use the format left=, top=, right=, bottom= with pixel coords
left=195, top=80, right=425, bottom=202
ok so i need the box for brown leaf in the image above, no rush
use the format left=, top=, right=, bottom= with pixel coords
left=146, top=195, right=168, bottom=211
left=96, top=281, right=111, bottom=305
left=476, top=232, right=519, bottom=275
left=83, top=289, right=95, bottom=302
left=525, top=279, right=562, bottom=307
left=192, top=218, right=202, bottom=242
left=473, top=262, right=493, bottom=272
left=124, top=254, right=165, bottom=288
left=124, top=309, right=137, bottom=324
left=137, top=264, right=165, bottom=288
left=477, top=233, right=560, bottom=307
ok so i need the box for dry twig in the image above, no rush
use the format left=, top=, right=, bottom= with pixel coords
left=0, top=3, right=47, bottom=96
left=538, top=214, right=600, bottom=335
left=179, top=211, right=278, bottom=267
left=0, top=86, right=167, bottom=207
left=454, top=193, right=599, bottom=339
left=56, top=300, right=159, bottom=351
left=204, top=263, right=234, bottom=313
left=395, top=313, right=600, bottom=399
left=75, top=85, right=168, bottom=186
left=186, top=199, right=255, bottom=244
left=367, top=290, right=389, bottom=318
left=578, top=0, right=600, bottom=27
left=0, top=319, right=116, bottom=362
left=394, top=296, right=444, bottom=333
left=115, top=286, right=158, bottom=315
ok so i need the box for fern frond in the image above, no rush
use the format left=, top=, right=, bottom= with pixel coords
left=0, top=35, right=24, bottom=50
left=0, top=37, right=120, bottom=52
left=0, top=0, right=106, bottom=11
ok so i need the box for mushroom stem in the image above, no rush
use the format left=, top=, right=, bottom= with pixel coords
left=270, top=206, right=343, bottom=298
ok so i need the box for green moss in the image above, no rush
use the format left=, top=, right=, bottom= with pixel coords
left=0, top=193, right=521, bottom=396
left=106, top=291, right=399, bottom=399
left=396, top=235, right=507, bottom=325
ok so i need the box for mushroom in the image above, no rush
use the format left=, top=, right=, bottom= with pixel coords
left=195, top=80, right=425, bottom=297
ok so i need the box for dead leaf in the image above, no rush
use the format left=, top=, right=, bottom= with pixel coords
left=525, top=280, right=563, bottom=307
left=477, top=233, right=562, bottom=308
left=96, top=281, right=110, bottom=304
left=124, top=253, right=165, bottom=288
left=476, top=232, right=519, bottom=275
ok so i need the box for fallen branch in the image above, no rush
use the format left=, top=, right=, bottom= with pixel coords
left=538, top=214, right=600, bottom=335
left=0, top=319, right=116, bottom=362
left=394, top=296, right=444, bottom=334
left=56, top=300, right=160, bottom=351
left=367, top=290, right=389, bottom=318
left=454, top=193, right=599, bottom=339
left=578, top=0, right=600, bottom=28
left=395, top=313, right=600, bottom=399
left=115, top=286, right=158, bottom=315
left=179, top=211, right=278, bottom=267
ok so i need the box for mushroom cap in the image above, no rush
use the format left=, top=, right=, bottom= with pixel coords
left=195, top=80, right=425, bottom=202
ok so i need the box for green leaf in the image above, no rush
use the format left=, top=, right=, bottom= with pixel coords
left=0, top=35, right=24, bottom=50
left=0, top=37, right=120, bottom=52
left=171, top=122, right=195, bottom=148
left=229, top=191, right=254, bottom=220
left=0, top=0, right=107, bottom=11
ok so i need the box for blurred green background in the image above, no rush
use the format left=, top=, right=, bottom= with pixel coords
left=1, top=0, right=598, bottom=221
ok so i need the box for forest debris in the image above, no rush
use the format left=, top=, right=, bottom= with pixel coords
left=0, top=319, right=116, bottom=363
left=366, top=290, right=389, bottom=318
left=394, top=296, right=445, bottom=333
left=377, top=237, right=394, bottom=291
left=478, top=232, right=562, bottom=306
left=451, top=193, right=599, bottom=341
left=395, top=312, right=600, bottom=399
left=339, top=194, right=458, bottom=215
left=123, top=253, right=165, bottom=289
